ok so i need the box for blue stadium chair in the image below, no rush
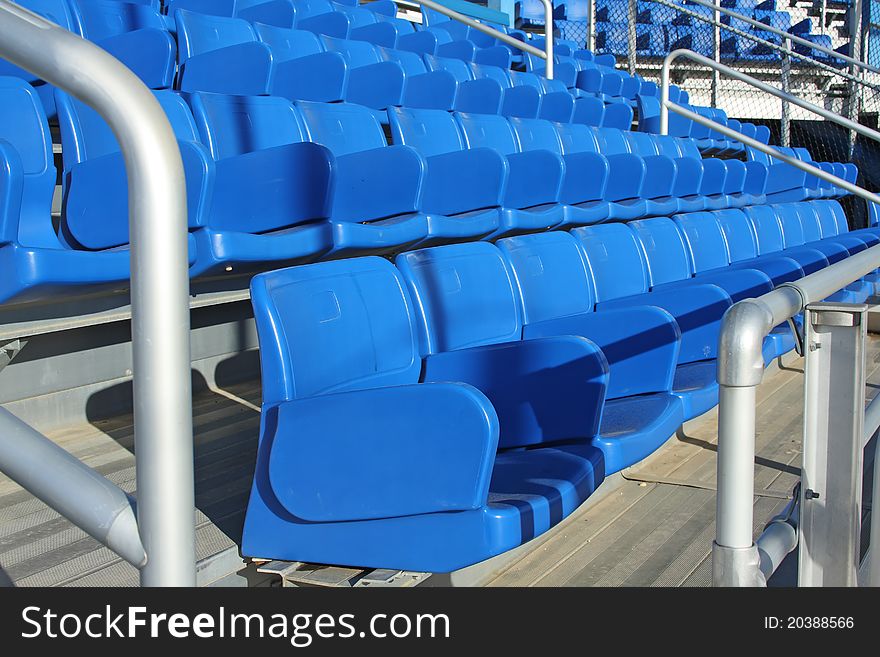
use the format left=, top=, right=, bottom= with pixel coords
left=242, top=255, right=610, bottom=571
left=571, top=222, right=741, bottom=417
left=56, top=89, right=334, bottom=275
left=453, top=112, right=568, bottom=235
left=397, top=239, right=686, bottom=471
left=0, top=77, right=133, bottom=303
left=175, top=9, right=275, bottom=94
left=423, top=54, right=505, bottom=113
left=300, top=100, right=503, bottom=248
left=501, top=230, right=729, bottom=421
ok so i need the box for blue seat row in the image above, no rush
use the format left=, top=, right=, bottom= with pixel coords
left=241, top=192, right=877, bottom=571
left=0, top=75, right=842, bottom=302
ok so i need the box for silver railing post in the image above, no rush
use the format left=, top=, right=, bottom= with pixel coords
left=0, top=1, right=195, bottom=586
left=781, top=36, right=791, bottom=148
left=847, top=0, right=865, bottom=157
left=712, top=0, right=720, bottom=108
left=799, top=303, right=868, bottom=587
left=626, top=0, right=637, bottom=75
left=587, top=0, right=595, bottom=51
left=714, top=247, right=880, bottom=586
left=541, top=0, right=553, bottom=80
left=412, top=0, right=553, bottom=79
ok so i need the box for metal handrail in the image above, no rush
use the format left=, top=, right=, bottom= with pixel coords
left=410, top=0, right=554, bottom=79
left=660, top=49, right=880, bottom=208
left=0, top=1, right=195, bottom=586
left=713, top=245, right=880, bottom=586
left=650, top=0, right=880, bottom=90
left=666, top=0, right=880, bottom=74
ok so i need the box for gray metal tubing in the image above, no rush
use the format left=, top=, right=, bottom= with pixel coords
left=675, top=0, right=880, bottom=73
left=412, top=0, right=553, bottom=77
left=0, top=1, right=195, bottom=586
left=715, top=244, right=880, bottom=584
left=717, top=386, right=758, bottom=548
left=757, top=519, right=798, bottom=580
left=665, top=102, right=880, bottom=207
left=661, top=49, right=880, bottom=150
left=0, top=408, right=147, bottom=568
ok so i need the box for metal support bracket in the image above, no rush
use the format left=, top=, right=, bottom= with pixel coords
left=799, top=302, right=868, bottom=586
left=0, top=339, right=25, bottom=373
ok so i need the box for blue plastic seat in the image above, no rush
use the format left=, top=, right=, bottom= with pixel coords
left=243, top=255, right=610, bottom=571
left=450, top=111, right=567, bottom=236
left=303, top=100, right=506, bottom=249
left=0, top=77, right=132, bottom=303
left=572, top=222, right=738, bottom=418
left=397, top=239, right=685, bottom=472
left=56, top=89, right=335, bottom=275
left=175, top=9, right=275, bottom=94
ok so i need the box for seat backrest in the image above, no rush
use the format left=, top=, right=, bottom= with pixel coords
left=571, top=223, right=652, bottom=301
left=508, top=117, right=564, bottom=155
left=251, top=257, right=422, bottom=405
left=423, top=54, right=474, bottom=84
left=496, top=231, right=596, bottom=324
left=555, top=122, right=601, bottom=154
left=825, top=200, right=850, bottom=236
left=12, top=0, right=81, bottom=32
left=377, top=47, right=428, bottom=77
left=188, top=92, right=305, bottom=160
left=773, top=203, right=808, bottom=247
left=469, top=63, right=512, bottom=89
left=254, top=24, right=324, bottom=61
left=56, top=88, right=200, bottom=171
left=627, top=217, right=695, bottom=285
left=77, top=0, right=166, bottom=39
left=595, top=127, right=631, bottom=155
left=812, top=201, right=840, bottom=238
left=743, top=205, right=787, bottom=253
left=653, top=135, right=683, bottom=158
left=624, top=131, right=660, bottom=156
left=796, top=203, right=824, bottom=242
left=290, top=0, right=336, bottom=20
left=673, top=212, right=733, bottom=273
left=175, top=8, right=258, bottom=62
left=455, top=112, right=520, bottom=156
left=0, top=78, right=57, bottom=248
left=387, top=106, right=466, bottom=157
left=714, top=209, right=760, bottom=262
left=296, top=100, right=387, bottom=155
left=321, top=35, right=382, bottom=68
left=395, top=242, right=524, bottom=355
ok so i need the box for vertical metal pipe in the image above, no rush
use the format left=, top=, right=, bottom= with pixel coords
left=542, top=0, right=554, bottom=80
left=627, top=0, right=637, bottom=75
left=781, top=36, right=791, bottom=147
left=660, top=55, right=671, bottom=135
left=712, top=0, right=720, bottom=108
left=848, top=0, right=865, bottom=157
left=0, top=1, right=196, bottom=586
left=716, top=385, right=758, bottom=548
left=587, top=0, right=596, bottom=51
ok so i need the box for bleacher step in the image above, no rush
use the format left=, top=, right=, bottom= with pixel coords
left=254, top=560, right=429, bottom=587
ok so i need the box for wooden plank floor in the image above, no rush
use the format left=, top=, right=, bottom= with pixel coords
left=486, top=337, right=880, bottom=587
left=0, top=381, right=261, bottom=587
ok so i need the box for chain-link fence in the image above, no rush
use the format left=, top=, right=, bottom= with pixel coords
left=515, top=0, right=880, bottom=221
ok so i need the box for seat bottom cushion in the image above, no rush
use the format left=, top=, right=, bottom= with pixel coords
left=595, top=392, right=685, bottom=473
